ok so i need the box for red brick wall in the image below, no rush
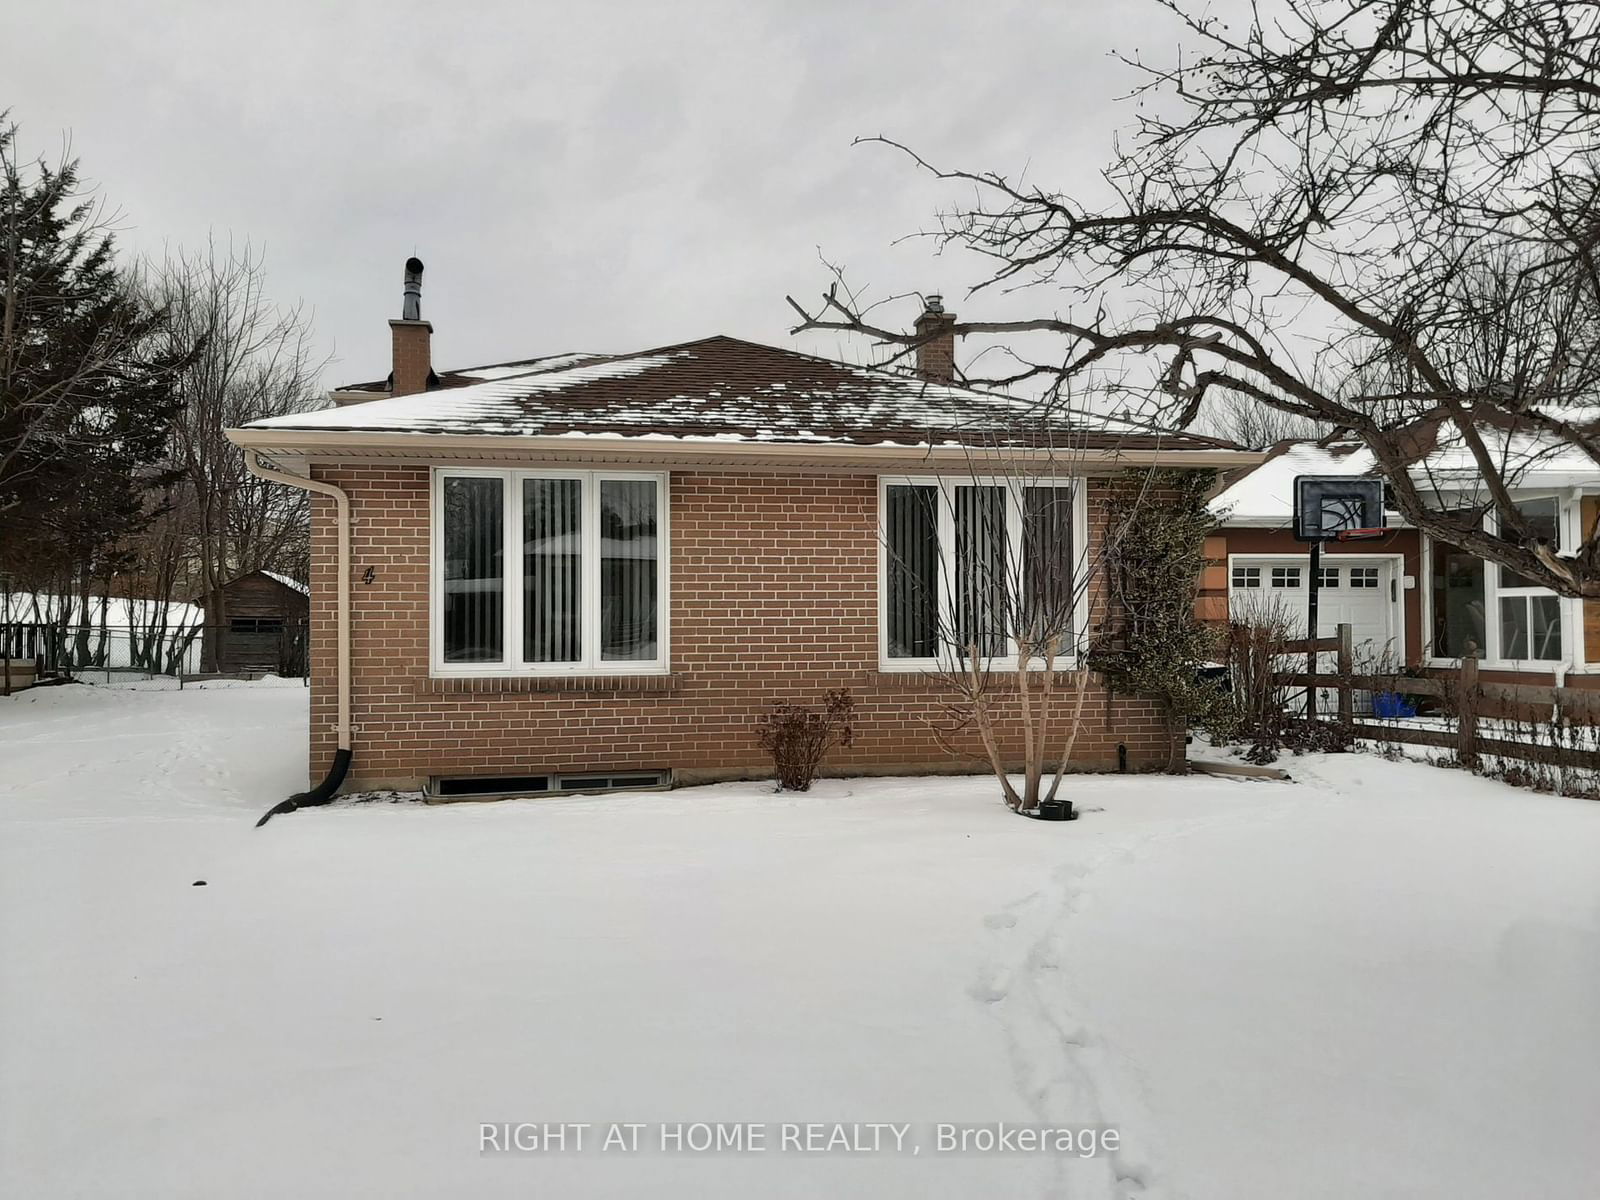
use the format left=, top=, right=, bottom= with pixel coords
left=305, top=466, right=1184, bottom=791
left=389, top=321, right=432, bottom=397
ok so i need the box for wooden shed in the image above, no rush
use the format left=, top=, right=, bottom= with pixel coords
left=198, top=571, right=310, bottom=675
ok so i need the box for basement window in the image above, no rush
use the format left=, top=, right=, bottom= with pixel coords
left=433, top=774, right=552, bottom=798
left=556, top=771, right=668, bottom=793
left=429, top=771, right=668, bottom=799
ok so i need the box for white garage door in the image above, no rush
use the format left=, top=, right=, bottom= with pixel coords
left=1228, top=556, right=1399, bottom=667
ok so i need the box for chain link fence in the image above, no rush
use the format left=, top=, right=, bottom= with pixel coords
left=2, top=622, right=309, bottom=683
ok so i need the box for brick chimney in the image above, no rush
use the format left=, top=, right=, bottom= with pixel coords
left=388, top=256, right=434, bottom=398
left=913, top=294, right=957, bottom=385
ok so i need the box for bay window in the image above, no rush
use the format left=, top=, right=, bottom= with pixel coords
left=1496, top=496, right=1562, bottom=661
left=1498, top=593, right=1561, bottom=660
left=1428, top=495, right=1567, bottom=664
left=1428, top=540, right=1485, bottom=658
left=881, top=476, right=1085, bottom=669
left=434, top=469, right=666, bottom=674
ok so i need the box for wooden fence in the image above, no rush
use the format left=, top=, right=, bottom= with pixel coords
left=1277, top=624, right=1600, bottom=771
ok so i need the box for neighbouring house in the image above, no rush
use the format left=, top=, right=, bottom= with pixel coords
left=225, top=261, right=1258, bottom=797
left=1208, top=429, right=1600, bottom=687
left=196, top=570, right=310, bottom=675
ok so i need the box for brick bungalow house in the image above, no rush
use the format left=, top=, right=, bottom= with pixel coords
left=227, top=262, right=1258, bottom=799
left=1206, top=433, right=1600, bottom=688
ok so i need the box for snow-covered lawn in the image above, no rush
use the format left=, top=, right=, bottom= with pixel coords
left=3, top=683, right=1597, bottom=1199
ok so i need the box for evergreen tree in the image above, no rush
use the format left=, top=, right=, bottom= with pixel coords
left=0, top=114, right=183, bottom=611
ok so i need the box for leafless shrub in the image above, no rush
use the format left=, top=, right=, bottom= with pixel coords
left=756, top=689, right=855, bottom=792
left=1217, top=595, right=1299, bottom=762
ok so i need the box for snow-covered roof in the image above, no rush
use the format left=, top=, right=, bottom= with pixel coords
left=261, top=571, right=309, bottom=596
left=1210, top=442, right=1380, bottom=527
left=1213, top=420, right=1600, bottom=527
left=1, top=592, right=204, bottom=627
left=1415, top=422, right=1600, bottom=488
left=332, top=351, right=606, bottom=395
left=251, top=336, right=1237, bottom=454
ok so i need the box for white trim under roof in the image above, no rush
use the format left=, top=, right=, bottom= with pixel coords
left=227, top=427, right=1261, bottom=472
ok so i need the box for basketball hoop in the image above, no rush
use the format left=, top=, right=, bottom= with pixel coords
left=1293, top=476, right=1387, bottom=543
left=1291, top=476, right=1388, bottom=723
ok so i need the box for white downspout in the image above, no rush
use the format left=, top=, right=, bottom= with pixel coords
left=1555, top=489, right=1582, bottom=702
left=244, top=452, right=352, bottom=757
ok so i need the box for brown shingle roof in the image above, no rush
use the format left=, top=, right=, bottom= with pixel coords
left=261, top=335, right=1237, bottom=452
left=333, top=351, right=609, bottom=394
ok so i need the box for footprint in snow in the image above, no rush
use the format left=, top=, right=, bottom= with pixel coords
left=1113, top=1150, right=1155, bottom=1194
left=983, top=912, right=1019, bottom=930
left=968, top=970, right=1011, bottom=1003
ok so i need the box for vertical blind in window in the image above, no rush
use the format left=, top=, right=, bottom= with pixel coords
left=1023, top=486, right=1075, bottom=655
left=886, top=484, right=939, bottom=658
left=955, top=485, right=1009, bottom=657
left=600, top=478, right=659, bottom=661
left=442, top=475, right=504, bottom=663
left=523, top=477, right=582, bottom=663
left=439, top=470, right=666, bottom=673
left=884, top=479, right=1079, bottom=663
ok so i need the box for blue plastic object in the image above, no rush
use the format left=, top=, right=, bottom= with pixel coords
left=1372, top=691, right=1416, bottom=719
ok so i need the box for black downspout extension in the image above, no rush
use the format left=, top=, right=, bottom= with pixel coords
left=1117, top=743, right=1128, bottom=773
left=256, top=748, right=352, bottom=828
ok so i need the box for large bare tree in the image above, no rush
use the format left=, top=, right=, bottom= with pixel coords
left=141, top=241, right=323, bottom=664
left=790, top=0, right=1600, bottom=597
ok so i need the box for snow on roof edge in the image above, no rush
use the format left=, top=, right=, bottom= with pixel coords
left=260, top=570, right=309, bottom=595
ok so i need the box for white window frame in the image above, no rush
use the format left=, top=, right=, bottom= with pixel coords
left=430, top=467, right=670, bottom=677
left=876, top=474, right=1089, bottom=673
left=1232, top=565, right=1261, bottom=589
left=1422, top=491, right=1581, bottom=671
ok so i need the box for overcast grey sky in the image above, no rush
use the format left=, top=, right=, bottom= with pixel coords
left=13, top=0, right=1182, bottom=389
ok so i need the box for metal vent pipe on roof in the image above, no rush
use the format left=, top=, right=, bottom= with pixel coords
left=402, top=257, right=424, bottom=321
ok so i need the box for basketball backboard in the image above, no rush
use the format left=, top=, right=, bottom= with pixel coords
left=1293, top=475, right=1386, bottom=543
